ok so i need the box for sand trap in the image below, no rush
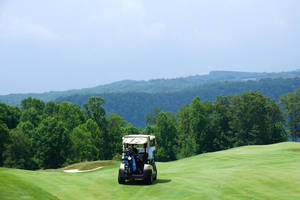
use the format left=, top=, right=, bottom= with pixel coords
left=64, top=166, right=103, bottom=173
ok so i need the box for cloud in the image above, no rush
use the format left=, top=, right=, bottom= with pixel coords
left=0, top=14, right=61, bottom=41
left=121, top=0, right=145, bottom=17
left=1, top=0, right=300, bottom=95
left=142, top=22, right=166, bottom=40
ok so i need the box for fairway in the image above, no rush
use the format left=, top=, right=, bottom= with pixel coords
left=1, top=142, right=300, bottom=200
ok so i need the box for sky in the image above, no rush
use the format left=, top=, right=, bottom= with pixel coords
left=0, top=0, right=300, bottom=95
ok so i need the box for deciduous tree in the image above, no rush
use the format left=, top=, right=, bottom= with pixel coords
left=280, top=88, right=300, bottom=141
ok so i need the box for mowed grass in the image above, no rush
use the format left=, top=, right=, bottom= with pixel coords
left=1, top=142, right=300, bottom=200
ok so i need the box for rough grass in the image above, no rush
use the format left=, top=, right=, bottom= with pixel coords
left=1, top=142, right=300, bottom=200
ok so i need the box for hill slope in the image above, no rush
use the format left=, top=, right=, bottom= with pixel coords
left=1, top=69, right=300, bottom=106
left=57, top=77, right=300, bottom=127
left=1, top=142, right=300, bottom=200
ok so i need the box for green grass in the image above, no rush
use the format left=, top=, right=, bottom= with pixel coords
left=1, top=142, right=300, bottom=200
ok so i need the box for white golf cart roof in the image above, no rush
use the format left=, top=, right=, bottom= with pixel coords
left=122, top=135, right=156, bottom=145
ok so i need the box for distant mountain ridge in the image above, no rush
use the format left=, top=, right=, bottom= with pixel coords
left=1, top=69, right=300, bottom=106
left=56, top=77, right=300, bottom=127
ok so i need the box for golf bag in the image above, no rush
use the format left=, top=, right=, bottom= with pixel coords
left=123, top=151, right=136, bottom=175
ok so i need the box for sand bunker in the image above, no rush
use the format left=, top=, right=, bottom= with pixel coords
left=64, top=166, right=103, bottom=173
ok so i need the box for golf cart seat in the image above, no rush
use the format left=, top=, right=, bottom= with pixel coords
left=137, top=152, right=148, bottom=162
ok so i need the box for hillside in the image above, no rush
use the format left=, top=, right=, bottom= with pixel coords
left=57, top=77, right=300, bottom=127
left=1, top=70, right=300, bottom=127
left=1, top=69, right=300, bottom=106
left=1, top=142, right=300, bottom=200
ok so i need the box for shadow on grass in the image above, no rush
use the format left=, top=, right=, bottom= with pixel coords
left=153, top=179, right=171, bottom=184
left=125, top=179, right=171, bottom=186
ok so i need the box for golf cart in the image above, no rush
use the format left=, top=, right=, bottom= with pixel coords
left=118, top=135, right=157, bottom=184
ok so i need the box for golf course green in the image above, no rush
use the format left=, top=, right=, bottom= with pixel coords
left=1, top=142, right=300, bottom=200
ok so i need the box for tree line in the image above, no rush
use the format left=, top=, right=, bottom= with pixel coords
left=2, top=70, right=300, bottom=107
left=0, top=89, right=300, bottom=169
left=57, top=77, right=300, bottom=127
left=0, top=97, right=141, bottom=169
left=145, top=91, right=288, bottom=161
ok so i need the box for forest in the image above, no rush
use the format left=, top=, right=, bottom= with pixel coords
left=57, top=77, right=300, bottom=127
left=1, top=88, right=300, bottom=170
left=1, top=69, right=300, bottom=106
left=1, top=72, right=300, bottom=128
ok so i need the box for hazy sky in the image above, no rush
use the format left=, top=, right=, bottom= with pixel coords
left=1, top=0, right=300, bottom=95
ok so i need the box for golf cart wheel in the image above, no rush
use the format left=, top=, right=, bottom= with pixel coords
left=153, top=171, right=157, bottom=181
left=118, top=175, right=125, bottom=184
left=145, top=174, right=153, bottom=185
